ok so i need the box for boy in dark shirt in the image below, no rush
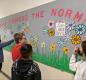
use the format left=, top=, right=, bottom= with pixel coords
left=12, top=44, right=41, bottom=80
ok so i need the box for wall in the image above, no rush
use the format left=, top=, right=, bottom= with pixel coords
left=0, top=0, right=86, bottom=80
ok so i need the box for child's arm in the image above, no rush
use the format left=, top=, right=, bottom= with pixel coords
left=0, top=39, right=14, bottom=48
left=11, top=63, right=20, bottom=80
left=69, top=54, right=81, bottom=71
left=33, top=63, right=41, bottom=80
left=69, top=47, right=82, bottom=72
left=11, top=67, right=15, bottom=80
left=34, top=70, right=41, bottom=80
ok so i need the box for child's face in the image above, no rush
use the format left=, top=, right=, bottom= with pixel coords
left=19, top=36, right=27, bottom=44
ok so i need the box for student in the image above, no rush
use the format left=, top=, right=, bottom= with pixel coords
left=69, top=41, right=86, bottom=80
left=12, top=44, right=41, bottom=80
left=12, top=32, right=27, bottom=62
left=0, top=37, right=14, bottom=71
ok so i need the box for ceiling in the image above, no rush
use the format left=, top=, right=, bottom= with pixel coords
left=0, top=0, right=55, bottom=18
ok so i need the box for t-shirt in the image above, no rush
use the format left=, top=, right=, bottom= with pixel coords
left=12, top=44, right=22, bottom=62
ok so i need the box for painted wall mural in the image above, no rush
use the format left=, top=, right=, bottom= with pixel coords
left=0, top=0, right=86, bottom=74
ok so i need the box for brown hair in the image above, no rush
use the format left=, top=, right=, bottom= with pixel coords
left=20, top=44, right=33, bottom=59
left=14, top=32, right=25, bottom=44
left=81, top=40, right=86, bottom=56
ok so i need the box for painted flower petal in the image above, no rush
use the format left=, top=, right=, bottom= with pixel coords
left=71, top=35, right=81, bottom=45
left=75, top=24, right=86, bottom=35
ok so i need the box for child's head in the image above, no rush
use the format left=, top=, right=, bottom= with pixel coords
left=20, top=44, right=33, bottom=59
left=14, top=32, right=27, bottom=44
left=80, top=40, right=86, bottom=57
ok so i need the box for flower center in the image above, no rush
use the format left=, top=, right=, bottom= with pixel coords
left=74, top=38, right=78, bottom=41
left=50, top=23, right=52, bottom=26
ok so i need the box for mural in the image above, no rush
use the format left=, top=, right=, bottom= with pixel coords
left=0, top=0, right=86, bottom=74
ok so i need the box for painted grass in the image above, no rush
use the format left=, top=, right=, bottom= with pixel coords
left=32, top=48, right=74, bottom=74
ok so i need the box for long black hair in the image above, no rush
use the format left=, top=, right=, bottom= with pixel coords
left=81, top=41, right=86, bottom=56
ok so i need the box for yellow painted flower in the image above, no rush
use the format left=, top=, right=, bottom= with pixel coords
left=71, top=35, right=81, bottom=44
left=48, top=28, right=55, bottom=37
left=63, top=46, right=69, bottom=54
left=50, top=43, right=56, bottom=52
left=41, top=42, right=46, bottom=48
